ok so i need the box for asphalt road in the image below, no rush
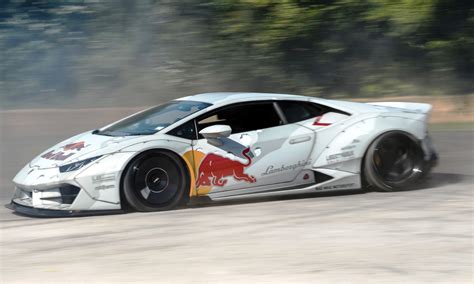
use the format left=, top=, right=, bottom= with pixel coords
left=0, top=109, right=473, bottom=283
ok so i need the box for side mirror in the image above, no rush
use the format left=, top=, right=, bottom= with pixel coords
left=199, top=125, right=232, bottom=139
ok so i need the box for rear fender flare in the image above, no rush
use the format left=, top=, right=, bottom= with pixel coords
left=312, top=116, right=426, bottom=173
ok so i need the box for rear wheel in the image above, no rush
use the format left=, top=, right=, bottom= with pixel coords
left=363, top=131, right=426, bottom=191
left=122, top=151, right=189, bottom=212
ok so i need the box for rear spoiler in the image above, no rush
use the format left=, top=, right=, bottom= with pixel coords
left=367, top=102, right=432, bottom=115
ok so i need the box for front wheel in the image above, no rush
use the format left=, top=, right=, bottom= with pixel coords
left=363, top=131, right=427, bottom=192
left=122, top=151, right=189, bottom=212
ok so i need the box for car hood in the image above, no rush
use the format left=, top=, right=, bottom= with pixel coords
left=29, top=131, right=140, bottom=169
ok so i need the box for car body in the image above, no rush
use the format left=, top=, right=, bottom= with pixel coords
left=9, top=92, right=438, bottom=216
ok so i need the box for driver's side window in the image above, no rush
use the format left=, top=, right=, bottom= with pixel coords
left=197, top=102, right=283, bottom=138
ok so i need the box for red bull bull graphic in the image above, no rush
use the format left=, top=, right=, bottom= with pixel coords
left=196, top=147, right=256, bottom=187
left=181, top=139, right=259, bottom=197
left=41, top=141, right=87, bottom=161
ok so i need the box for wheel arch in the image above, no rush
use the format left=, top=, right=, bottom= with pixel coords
left=312, top=116, right=427, bottom=174
left=118, top=148, right=192, bottom=210
left=359, top=129, right=424, bottom=185
left=361, top=129, right=427, bottom=191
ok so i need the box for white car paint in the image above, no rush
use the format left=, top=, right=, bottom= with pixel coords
left=10, top=92, right=436, bottom=215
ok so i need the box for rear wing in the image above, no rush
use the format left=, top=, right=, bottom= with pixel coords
left=368, top=102, right=433, bottom=126
left=367, top=102, right=432, bottom=115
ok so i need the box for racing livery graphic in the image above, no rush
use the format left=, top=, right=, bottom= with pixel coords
left=196, top=147, right=256, bottom=187
left=9, top=92, right=438, bottom=216
left=41, top=141, right=87, bottom=161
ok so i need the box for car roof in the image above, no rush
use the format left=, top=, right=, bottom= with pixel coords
left=176, top=92, right=310, bottom=105
left=174, top=92, right=382, bottom=115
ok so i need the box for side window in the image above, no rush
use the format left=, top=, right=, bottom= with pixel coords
left=197, top=102, right=283, bottom=136
left=278, top=101, right=324, bottom=123
left=167, top=120, right=197, bottom=140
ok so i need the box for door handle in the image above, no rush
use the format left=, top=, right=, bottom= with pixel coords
left=289, top=136, right=312, bottom=144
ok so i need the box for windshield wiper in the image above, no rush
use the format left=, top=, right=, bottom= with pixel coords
left=122, top=130, right=158, bottom=136
left=93, top=129, right=158, bottom=137
left=93, top=130, right=116, bottom=137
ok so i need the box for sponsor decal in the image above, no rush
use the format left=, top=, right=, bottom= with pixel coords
left=326, top=150, right=354, bottom=162
left=341, top=145, right=356, bottom=151
left=95, top=184, right=115, bottom=190
left=316, top=183, right=356, bottom=191
left=322, top=183, right=356, bottom=190
left=327, top=150, right=354, bottom=160
left=92, top=173, right=115, bottom=184
left=340, top=139, right=360, bottom=151
left=181, top=134, right=260, bottom=196
left=261, top=159, right=311, bottom=176
left=41, top=141, right=88, bottom=161
left=196, top=147, right=256, bottom=187
left=63, top=141, right=85, bottom=151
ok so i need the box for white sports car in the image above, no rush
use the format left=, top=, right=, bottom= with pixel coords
left=10, top=93, right=438, bottom=216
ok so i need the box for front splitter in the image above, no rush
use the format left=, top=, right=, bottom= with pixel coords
left=6, top=201, right=124, bottom=218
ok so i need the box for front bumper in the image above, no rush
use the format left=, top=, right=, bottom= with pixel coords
left=12, top=184, right=81, bottom=208
left=10, top=152, right=135, bottom=216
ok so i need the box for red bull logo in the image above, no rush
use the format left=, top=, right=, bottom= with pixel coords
left=41, top=141, right=87, bottom=161
left=63, top=141, right=85, bottom=151
left=196, top=147, right=256, bottom=187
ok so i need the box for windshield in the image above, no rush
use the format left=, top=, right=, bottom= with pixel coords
left=97, top=100, right=211, bottom=136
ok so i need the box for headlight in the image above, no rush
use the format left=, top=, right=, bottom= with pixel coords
left=59, top=156, right=102, bottom=173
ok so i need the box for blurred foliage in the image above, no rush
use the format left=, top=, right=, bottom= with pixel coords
left=198, top=0, right=474, bottom=96
left=0, top=0, right=473, bottom=108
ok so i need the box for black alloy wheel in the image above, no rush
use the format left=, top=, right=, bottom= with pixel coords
left=122, top=151, right=189, bottom=212
left=363, top=131, right=426, bottom=191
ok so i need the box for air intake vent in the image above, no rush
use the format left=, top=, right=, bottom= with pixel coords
left=313, top=171, right=333, bottom=184
left=59, top=184, right=81, bottom=204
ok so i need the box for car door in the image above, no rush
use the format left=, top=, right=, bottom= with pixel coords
left=191, top=101, right=316, bottom=197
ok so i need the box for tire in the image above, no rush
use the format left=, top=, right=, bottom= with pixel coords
left=363, top=131, right=426, bottom=192
left=122, top=151, right=190, bottom=212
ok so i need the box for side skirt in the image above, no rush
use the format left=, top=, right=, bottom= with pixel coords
left=209, top=169, right=361, bottom=201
